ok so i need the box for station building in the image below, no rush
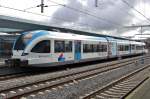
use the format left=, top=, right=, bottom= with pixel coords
left=0, top=33, right=18, bottom=58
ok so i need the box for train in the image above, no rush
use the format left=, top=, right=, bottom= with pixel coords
left=5, top=30, right=148, bottom=67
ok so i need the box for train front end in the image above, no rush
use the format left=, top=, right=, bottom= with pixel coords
left=5, top=32, right=33, bottom=66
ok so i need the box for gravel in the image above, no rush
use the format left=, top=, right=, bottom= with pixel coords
left=0, top=56, right=139, bottom=91
left=24, top=57, right=150, bottom=99
left=0, top=56, right=148, bottom=99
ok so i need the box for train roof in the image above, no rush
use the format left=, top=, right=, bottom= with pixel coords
left=22, top=29, right=131, bottom=40
left=47, top=28, right=134, bottom=41
left=23, top=30, right=108, bottom=42
left=22, top=30, right=144, bottom=43
left=50, top=31, right=107, bottom=41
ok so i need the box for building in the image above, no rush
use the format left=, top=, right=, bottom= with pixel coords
left=0, top=33, right=18, bottom=58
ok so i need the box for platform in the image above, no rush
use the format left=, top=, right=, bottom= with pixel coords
left=0, top=58, right=5, bottom=66
left=126, top=74, right=150, bottom=99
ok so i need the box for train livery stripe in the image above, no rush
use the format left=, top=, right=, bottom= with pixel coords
left=75, top=52, right=81, bottom=60
left=58, top=53, right=65, bottom=62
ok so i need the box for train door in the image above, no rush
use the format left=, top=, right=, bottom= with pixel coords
left=112, top=41, right=117, bottom=56
left=108, top=42, right=112, bottom=56
left=106, top=37, right=117, bottom=58
left=129, top=44, right=132, bottom=54
left=74, top=41, right=81, bottom=60
left=109, top=41, right=117, bottom=57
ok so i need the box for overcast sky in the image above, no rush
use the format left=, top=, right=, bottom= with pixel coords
left=0, top=0, right=150, bottom=39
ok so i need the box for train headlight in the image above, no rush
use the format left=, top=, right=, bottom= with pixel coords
left=21, top=53, right=29, bottom=56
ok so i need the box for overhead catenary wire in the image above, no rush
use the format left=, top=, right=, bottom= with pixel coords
left=99, top=0, right=149, bottom=25
left=23, top=5, right=39, bottom=11
left=85, top=0, right=149, bottom=26
left=121, top=0, right=150, bottom=23
left=47, top=0, right=123, bottom=27
left=23, top=4, right=59, bottom=11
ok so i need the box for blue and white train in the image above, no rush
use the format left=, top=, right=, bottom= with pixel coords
left=5, top=30, right=147, bottom=67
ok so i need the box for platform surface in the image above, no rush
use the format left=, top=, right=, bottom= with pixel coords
left=0, top=58, right=5, bottom=66
left=126, top=75, right=150, bottom=99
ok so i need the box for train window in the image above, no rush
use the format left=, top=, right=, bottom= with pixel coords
left=123, top=45, right=125, bottom=51
left=122, top=45, right=125, bottom=51
left=55, top=40, right=72, bottom=53
left=118, top=45, right=129, bottom=51
left=131, top=45, right=135, bottom=50
left=102, top=44, right=107, bottom=52
left=83, top=43, right=107, bottom=53
left=93, top=44, right=98, bottom=52
left=90, top=44, right=94, bottom=52
left=120, top=45, right=122, bottom=51
left=83, top=44, right=93, bottom=53
left=136, top=45, right=142, bottom=50
left=118, top=45, right=123, bottom=51
left=14, top=33, right=33, bottom=50
left=118, top=45, right=120, bottom=51
left=120, top=45, right=121, bottom=51
left=83, top=44, right=89, bottom=53
left=55, top=40, right=65, bottom=52
left=99, top=44, right=103, bottom=52
left=31, top=40, right=50, bottom=53
left=83, top=44, right=87, bottom=52
left=98, top=44, right=107, bottom=52
left=124, top=46, right=126, bottom=51
left=97, top=45, right=100, bottom=52
left=65, top=41, right=72, bottom=52
left=125, top=45, right=129, bottom=51
left=117, top=45, right=120, bottom=51
left=14, top=35, right=25, bottom=50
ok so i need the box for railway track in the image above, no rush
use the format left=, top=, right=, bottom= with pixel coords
left=0, top=67, right=45, bottom=81
left=81, top=63, right=150, bottom=99
left=0, top=55, right=148, bottom=99
left=0, top=55, right=146, bottom=81
left=0, top=73, right=31, bottom=81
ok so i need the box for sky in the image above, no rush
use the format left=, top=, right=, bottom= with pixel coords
left=0, top=0, right=150, bottom=40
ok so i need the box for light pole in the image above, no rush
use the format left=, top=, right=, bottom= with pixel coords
left=37, top=0, right=48, bottom=13
left=95, top=0, right=98, bottom=7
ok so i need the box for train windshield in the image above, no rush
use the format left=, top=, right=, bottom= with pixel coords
left=14, top=33, right=32, bottom=50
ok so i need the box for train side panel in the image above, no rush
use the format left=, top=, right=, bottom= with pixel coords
left=117, top=39, right=130, bottom=56
left=81, top=40, right=108, bottom=60
left=6, top=30, right=148, bottom=67
left=106, top=37, right=117, bottom=58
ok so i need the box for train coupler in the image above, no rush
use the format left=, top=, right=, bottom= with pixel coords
left=5, top=59, right=28, bottom=67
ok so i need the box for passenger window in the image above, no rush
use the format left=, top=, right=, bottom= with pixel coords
left=65, top=41, right=72, bottom=52
left=83, top=44, right=93, bottom=53
left=118, top=45, right=122, bottom=51
left=102, top=44, right=107, bottom=52
left=31, top=40, right=50, bottom=53
left=55, top=40, right=65, bottom=52
left=125, top=45, right=129, bottom=51
left=93, top=44, right=98, bottom=52
left=99, top=44, right=107, bottom=52
left=83, top=43, right=107, bottom=53
left=136, top=45, right=142, bottom=50
left=131, top=45, right=135, bottom=50
left=55, top=40, right=72, bottom=53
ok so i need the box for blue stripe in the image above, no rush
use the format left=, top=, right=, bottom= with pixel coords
left=25, top=30, right=49, bottom=47
left=75, top=52, right=81, bottom=60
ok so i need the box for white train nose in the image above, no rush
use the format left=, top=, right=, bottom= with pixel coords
left=12, top=50, right=23, bottom=58
left=21, top=53, right=29, bottom=56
